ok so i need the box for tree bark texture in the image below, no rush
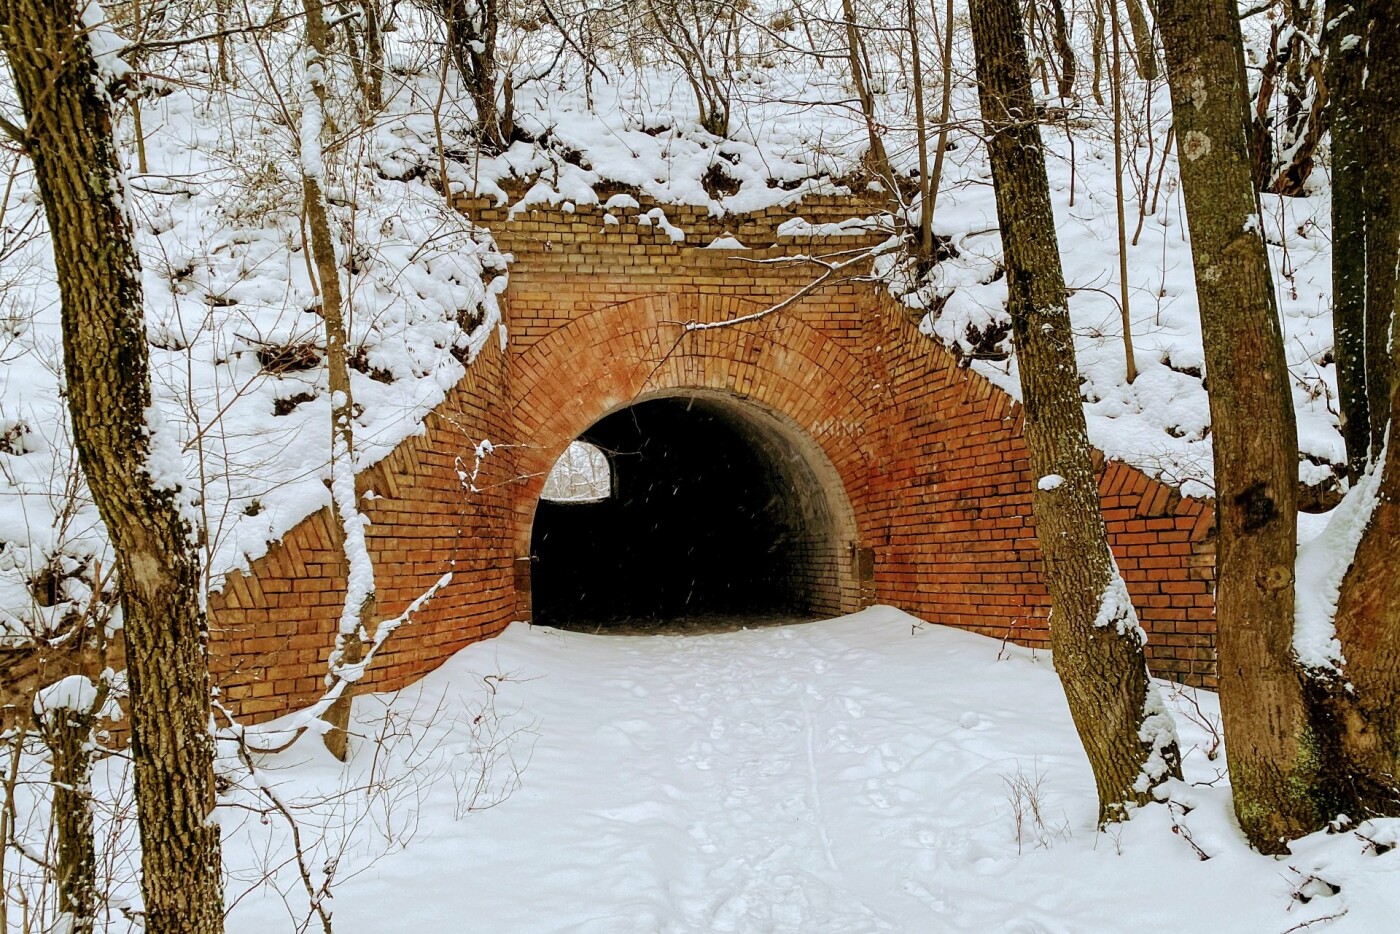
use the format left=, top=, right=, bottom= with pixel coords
left=1325, top=0, right=1370, bottom=480
left=842, top=0, right=894, bottom=191
left=1321, top=406, right=1400, bottom=817
left=1315, top=0, right=1400, bottom=821
left=39, top=707, right=98, bottom=934
left=969, top=0, right=1179, bottom=825
left=438, top=0, right=511, bottom=151
left=1123, top=0, right=1159, bottom=81
left=1045, top=0, right=1076, bottom=98
left=1157, top=0, right=1323, bottom=852
left=0, top=1, right=226, bottom=928
left=1359, top=5, right=1400, bottom=461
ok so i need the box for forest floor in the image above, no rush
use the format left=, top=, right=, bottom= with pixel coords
left=212, top=606, right=1400, bottom=933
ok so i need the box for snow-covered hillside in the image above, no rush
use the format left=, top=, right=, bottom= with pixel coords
left=0, top=3, right=1344, bottom=642
left=0, top=11, right=511, bottom=640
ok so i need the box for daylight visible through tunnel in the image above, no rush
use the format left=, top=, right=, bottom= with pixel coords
left=529, top=394, right=859, bottom=632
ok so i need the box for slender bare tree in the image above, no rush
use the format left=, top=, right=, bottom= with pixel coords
left=968, top=0, right=1180, bottom=825
left=1326, top=0, right=1370, bottom=480
left=295, top=0, right=379, bottom=760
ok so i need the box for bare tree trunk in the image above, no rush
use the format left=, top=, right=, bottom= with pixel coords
left=1322, top=0, right=1397, bottom=473
left=1322, top=391, right=1400, bottom=817
left=1248, top=20, right=1280, bottom=193
left=1312, top=0, right=1400, bottom=823
left=1091, top=0, right=1107, bottom=105
left=1268, top=2, right=1327, bottom=196
left=969, top=0, right=1179, bottom=825
left=908, top=0, right=935, bottom=265
left=1324, top=0, right=1370, bottom=480
left=921, top=0, right=957, bottom=242
left=438, top=0, right=511, bottom=151
left=1157, top=0, right=1323, bottom=853
left=305, top=162, right=375, bottom=760
left=1361, top=8, right=1400, bottom=463
left=0, top=1, right=225, bottom=928
left=36, top=694, right=100, bottom=934
left=360, top=0, right=384, bottom=110
left=296, top=23, right=378, bottom=761
left=1109, top=1, right=1138, bottom=382
left=842, top=0, right=895, bottom=191
left=1123, top=0, right=1159, bottom=80
left=309, top=170, right=374, bottom=759
left=1045, top=0, right=1076, bottom=98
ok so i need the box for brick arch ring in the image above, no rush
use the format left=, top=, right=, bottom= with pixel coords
left=507, top=291, right=889, bottom=615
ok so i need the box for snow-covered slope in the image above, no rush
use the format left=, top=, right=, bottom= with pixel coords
left=0, top=3, right=1344, bottom=640
left=0, top=13, right=508, bottom=640
left=466, top=43, right=1337, bottom=505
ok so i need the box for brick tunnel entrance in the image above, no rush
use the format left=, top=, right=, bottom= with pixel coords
left=528, top=392, right=862, bottom=630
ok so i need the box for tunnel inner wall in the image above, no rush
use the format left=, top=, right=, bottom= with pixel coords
left=529, top=396, right=853, bottom=627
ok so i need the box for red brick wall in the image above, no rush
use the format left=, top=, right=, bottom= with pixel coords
left=873, top=309, right=1217, bottom=684
left=208, top=194, right=1218, bottom=724
left=208, top=336, right=519, bottom=720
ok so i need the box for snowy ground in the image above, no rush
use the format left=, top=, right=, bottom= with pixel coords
left=210, top=608, right=1398, bottom=933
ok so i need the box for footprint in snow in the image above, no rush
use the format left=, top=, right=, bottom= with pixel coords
left=899, top=878, right=948, bottom=912
left=680, top=740, right=714, bottom=770
left=863, top=790, right=893, bottom=809
left=994, top=918, right=1067, bottom=934
left=686, top=821, right=719, bottom=854
left=710, top=893, right=750, bottom=932
left=601, top=679, right=648, bottom=698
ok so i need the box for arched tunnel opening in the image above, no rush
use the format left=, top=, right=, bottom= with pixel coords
left=528, top=393, right=860, bottom=631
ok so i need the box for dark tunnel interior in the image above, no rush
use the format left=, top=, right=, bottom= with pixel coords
left=528, top=395, right=854, bottom=630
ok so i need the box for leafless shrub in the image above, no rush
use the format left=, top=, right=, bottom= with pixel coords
left=1001, top=762, right=1070, bottom=853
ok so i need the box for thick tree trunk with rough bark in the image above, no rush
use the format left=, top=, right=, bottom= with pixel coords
left=1325, top=0, right=1399, bottom=475
left=0, top=1, right=225, bottom=928
left=1312, top=0, right=1400, bottom=822
left=1157, top=0, right=1323, bottom=852
left=1325, top=0, right=1370, bottom=480
left=1321, top=410, right=1400, bottom=817
left=969, top=0, right=1179, bottom=825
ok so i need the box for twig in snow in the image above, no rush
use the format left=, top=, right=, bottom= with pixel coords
left=1279, top=910, right=1348, bottom=933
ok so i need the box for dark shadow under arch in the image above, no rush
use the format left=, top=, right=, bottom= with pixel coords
left=528, top=391, right=862, bottom=629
